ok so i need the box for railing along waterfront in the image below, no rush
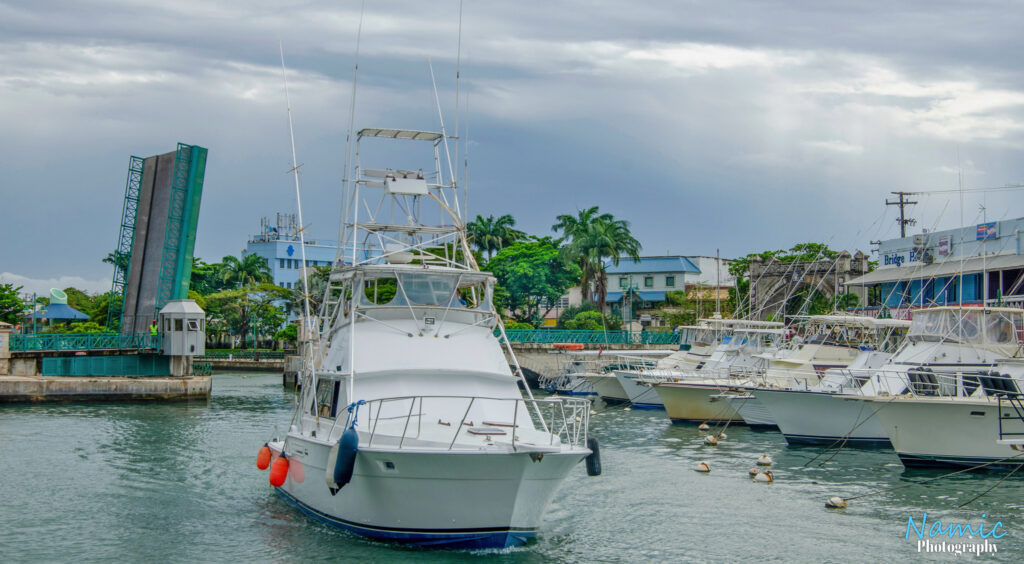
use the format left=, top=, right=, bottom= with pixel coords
left=353, top=396, right=591, bottom=452
left=196, top=350, right=287, bottom=360
left=9, top=332, right=161, bottom=352
left=498, top=329, right=679, bottom=345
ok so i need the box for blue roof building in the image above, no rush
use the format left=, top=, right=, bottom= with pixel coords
left=604, top=256, right=702, bottom=303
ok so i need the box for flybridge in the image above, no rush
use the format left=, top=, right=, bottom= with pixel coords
left=357, top=128, right=443, bottom=141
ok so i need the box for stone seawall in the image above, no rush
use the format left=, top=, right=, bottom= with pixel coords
left=0, top=375, right=212, bottom=403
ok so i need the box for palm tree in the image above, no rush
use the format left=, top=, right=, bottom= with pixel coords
left=220, top=254, right=273, bottom=288
left=553, top=207, right=641, bottom=311
left=466, top=214, right=526, bottom=260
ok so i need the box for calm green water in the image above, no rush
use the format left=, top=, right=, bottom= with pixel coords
left=1, top=372, right=1021, bottom=562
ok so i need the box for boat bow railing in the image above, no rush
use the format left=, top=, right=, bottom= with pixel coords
left=357, top=395, right=591, bottom=452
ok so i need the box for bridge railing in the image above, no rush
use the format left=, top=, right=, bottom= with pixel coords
left=9, top=332, right=161, bottom=352
left=497, top=329, right=680, bottom=345
left=196, top=350, right=287, bottom=360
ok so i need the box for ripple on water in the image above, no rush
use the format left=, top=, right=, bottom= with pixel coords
left=1, top=376, right=1023, bottom=562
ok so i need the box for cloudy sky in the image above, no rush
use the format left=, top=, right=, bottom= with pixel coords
left=2, top=0, right=1023, bottom=295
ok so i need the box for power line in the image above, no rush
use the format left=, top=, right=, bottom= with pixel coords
left=907, top=183, right=1024, bottom=196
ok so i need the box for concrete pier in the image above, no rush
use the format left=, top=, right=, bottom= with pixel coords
left=0, top=374, right=211, bottom=403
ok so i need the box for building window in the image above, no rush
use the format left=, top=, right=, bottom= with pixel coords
left=619, top=276, right=628, bottom=289
left=279, top=259, right=285, bottom=268
left=665, top=276, right=675, bottom=287
left=644, top=276, right=654, bottom=288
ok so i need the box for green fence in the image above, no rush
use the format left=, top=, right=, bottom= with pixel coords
left=498, top=329, right=680, bottom=345
left=10, top=332, right=161, bottom=352
left=41, top=354, right=170, bottom=377
left=196, top=350, right=287, bottom=360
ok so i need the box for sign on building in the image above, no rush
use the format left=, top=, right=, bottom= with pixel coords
left=977, top=222, right=998, bottom=240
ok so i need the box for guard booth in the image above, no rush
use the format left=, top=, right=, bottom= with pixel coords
left=158, top=299, right=205, bottom=376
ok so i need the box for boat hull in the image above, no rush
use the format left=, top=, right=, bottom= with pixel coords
left=655, top=383, right=744, bottom=424
left=273, top=439, right=586, bottom=548
left=582, top=374, right=629, bottom=404
left=869, top=398, right=1024, bottom=471
left=614, top=372, right=664, bottom=408
left=753, top=389, right=891, bottom=447
left=723, top=393, right=777, bottom=428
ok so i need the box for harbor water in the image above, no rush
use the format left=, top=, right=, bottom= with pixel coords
left=2, top=372, right=1021, bottom=562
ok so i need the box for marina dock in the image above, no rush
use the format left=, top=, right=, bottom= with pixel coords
left=0, top=374, right=210, bottom=403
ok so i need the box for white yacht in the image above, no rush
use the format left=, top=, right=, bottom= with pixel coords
left=652, top=322, right=785, bottom=422
left=262, top=128, right=595, bottom=548
left=757, top=307, right=1020, bottom=448
left=723, top=316, right=910, bottom=428
left=610, top=318, right=761, bottom=409
left=864, top=307, right=1024, bottom=469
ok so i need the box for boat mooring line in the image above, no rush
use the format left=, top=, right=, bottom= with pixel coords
left=958, top=462, right=1023, bottom=508
left=804, top=395, right=894, bottom=468
left=833, top=451, right=1024, bottom=506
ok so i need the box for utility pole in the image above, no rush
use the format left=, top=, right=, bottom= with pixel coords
left=887, top=191, right=918, bottom=237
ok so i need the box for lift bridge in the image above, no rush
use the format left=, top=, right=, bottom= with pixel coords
left=9, top=144, right=208, bottom=378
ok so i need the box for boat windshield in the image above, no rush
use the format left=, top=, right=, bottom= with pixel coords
left=359, top=271, right=493, bottom=311
left=909, top=308, right=1024, bottom=346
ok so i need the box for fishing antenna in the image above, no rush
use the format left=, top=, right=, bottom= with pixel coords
left=336, top=0, right=367, bottom=266
left=278, top=38, right=318, bottom=418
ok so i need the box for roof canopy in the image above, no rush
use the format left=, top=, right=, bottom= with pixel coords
left=35, top=303, right=89, bottom=320
left=847, top=254, right=1024, bottom=285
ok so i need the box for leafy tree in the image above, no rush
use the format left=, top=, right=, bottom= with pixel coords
left=556, top=302, right=621, bottom=330
left=203, top=283, right=290, bottom=348
left=275, top=323, right=298, bottom=344
left=190, top=258, right=229, bottom=295
left=102, top=251, right=131, bottom=281
left=485, top=238, right=581, bottom=324
left=220, top=254, right=273, bottom=289
left=553, top=206, right=641, bottom=312
left=0, top=283, right=26, bottom=325
left=564, top=311, right=607, bottom=330
left=466, top=214, right=526, bottom=261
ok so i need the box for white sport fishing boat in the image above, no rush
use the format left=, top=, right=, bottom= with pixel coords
left=757, top=307, right=1020, bottom=448
left=864, top=307, right=1024, bottom=469
left=652, top=322, right=785, bottom=422
left=722, top=315, right=910, bottom=428
left=610, top=318, right=753, bottom=408
left=259, top=128, right=596, bottom=548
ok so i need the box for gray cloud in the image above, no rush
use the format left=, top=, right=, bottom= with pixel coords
left=1, top=0, right=1023, bottom=289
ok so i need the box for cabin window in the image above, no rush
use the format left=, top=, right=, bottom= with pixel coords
left=174, top=319, right=183, bottom=331
left=187, top=320, right=199, bottom=331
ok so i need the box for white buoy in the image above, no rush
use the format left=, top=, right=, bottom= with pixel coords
left=826, top=496, right=848, bottom=509
left=703, top=435, right=718, bottom=446
left=698, top=423, right=710, bottom=431
left=589, top=410, right=597, bottom=416
left=624, top=407, right=632, bottom=412
left=694, top=461, right=711, bottom=473
left=748, top=467, right=759, bottom=476
left=753, top=470, right=774, bottom=483
left=756, top=454, right=773, bottom=466
left=717, top=432, right=728, bottom=440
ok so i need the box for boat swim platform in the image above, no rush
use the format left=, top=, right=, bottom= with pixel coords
left=0, top=374, right=211, bottom=404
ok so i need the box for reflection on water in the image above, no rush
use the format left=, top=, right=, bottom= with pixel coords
left=0, top=375, right=1021, bottom=562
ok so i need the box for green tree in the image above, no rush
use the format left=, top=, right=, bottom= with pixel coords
left=190, top=258, right=228, bottom=295
left=103, top=251, right=131, bottom=280
left=553, top=206, right=641, bottom=312
left=220, top=254, right=273, bottom=289
left=203, top=283, right=290, bottom=348
left=0, top=283, right=26, bottom=325
left=466, top=214, right=526, bottom=261
left=728, top=242, right=842, bottom=317
left=485, top=238, right=581, bottom=323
